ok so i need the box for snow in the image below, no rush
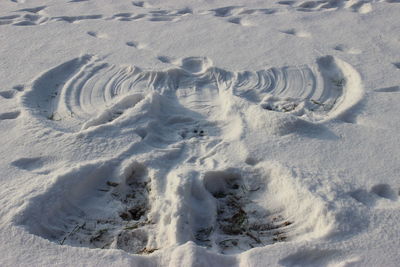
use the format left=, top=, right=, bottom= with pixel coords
left=1, top=0, right=400, bottom=266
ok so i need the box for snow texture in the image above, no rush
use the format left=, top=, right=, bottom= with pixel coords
left=1, top=0, right=400, bottom=266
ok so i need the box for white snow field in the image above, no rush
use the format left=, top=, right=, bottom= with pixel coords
left=1, top=0, right=400, bottom=266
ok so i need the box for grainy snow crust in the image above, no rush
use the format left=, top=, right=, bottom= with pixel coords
left=0, top=0, right=400, bottom=266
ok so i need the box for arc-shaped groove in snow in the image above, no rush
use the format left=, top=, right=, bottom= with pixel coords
left=21, top=55, right=362, bottom=132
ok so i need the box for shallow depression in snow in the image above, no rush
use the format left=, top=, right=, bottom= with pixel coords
left=14, top=53, right=363, bottom=256
left=20, top=54, right=362, bottom=133
left=17, top=158, right=335, bottom=255
left=3, top=0, right=400, bottom=265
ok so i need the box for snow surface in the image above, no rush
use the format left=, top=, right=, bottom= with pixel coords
left=1, top=0, right=400, bottom=266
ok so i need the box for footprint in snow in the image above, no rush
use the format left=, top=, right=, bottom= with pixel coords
left=87, top=31, right=109, bottom=39
left=157, top=56, right=172, bottom=63
left=0, top=110, right=20, bottom=120
left=0, top=85, right=24, bottom=99
left=334, top=44, right=362, bottom=55
left=350, top=184, right=398, bottom=206
left=0, top=90, right=16, bottom=99
left=374, top=86, right=400, bottom=93
left=18, top=6, right=47, bottom=14
left=11, top=157, right=47, bottom=171
left=280, top=28, right=311, bottom=38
